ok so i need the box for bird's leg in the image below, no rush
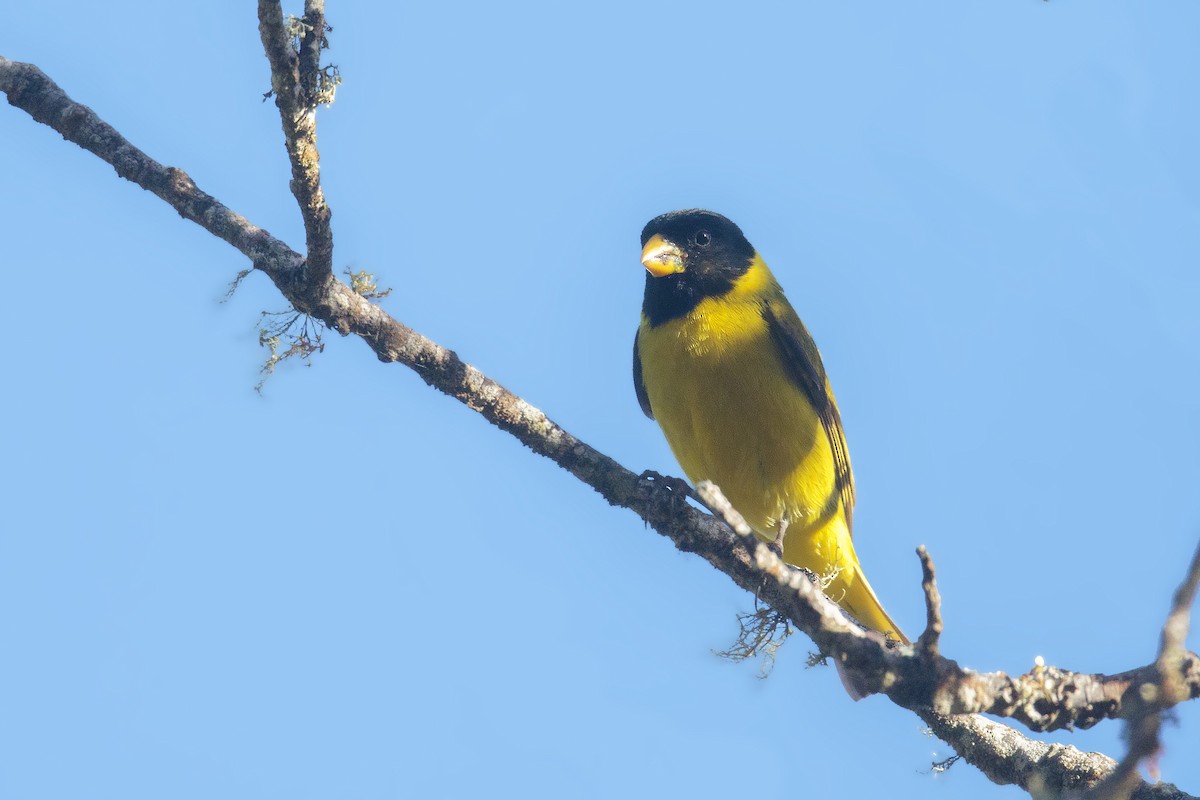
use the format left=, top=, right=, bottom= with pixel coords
left=770, top=516, right=790, bottom=560
left=752, top=517, right=790, bottom=608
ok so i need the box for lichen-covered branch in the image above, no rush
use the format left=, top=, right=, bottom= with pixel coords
left=921, top=710, right=1191, bottom=800
left=297, top=0, right=328, bottom=99
left=257, top=0, right=334, bottom=279
left=3, top=54, right=1198, bottom=798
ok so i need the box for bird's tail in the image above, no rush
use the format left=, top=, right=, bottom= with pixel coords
left=784, top=519, right=909, bottom=646
left=831, top=558, right=909, bottom=645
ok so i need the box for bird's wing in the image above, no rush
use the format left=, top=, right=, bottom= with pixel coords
left=633, top=329, right=654, bottom=419
left=763, top=297, right=856, bottom=529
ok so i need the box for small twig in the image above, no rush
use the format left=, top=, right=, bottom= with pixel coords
left=254, top=310, right=326, bottom=393
left=713, top=607, right=793, bottom=678
left=694, top=480, right=806, bottom=599
left=1160, top=540, right=1200, bottom=685
left=1085, top=539, right=1200, bottom=800
left=694, top=480, right=754, bottom=538
left=915, top=545, right=943, bottom=658
left=928, top=754, right=961, bottom=774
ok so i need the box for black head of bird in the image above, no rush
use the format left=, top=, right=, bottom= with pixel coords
left=639, top=209, right=757, bottom=327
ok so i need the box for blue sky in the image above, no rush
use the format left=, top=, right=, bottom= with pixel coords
left=3, top=1, right=1199, bottom=798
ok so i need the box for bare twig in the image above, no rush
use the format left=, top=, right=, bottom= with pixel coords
left=1086, top=542, right=1200, bottom=800
left=257, top=0, right=334, bottom=279
left=694, top=481, right=868, bottom=643
left=713, top=607, right=793, bottom=678
left=5, top=54, right=1200, bottom=798
left=695, top=480, right=754, bottom=538
left=915, top=545, right=943, bottom=658
left=1160, top=541, right=1200, bottom=693
left=255, top=310, right=326, bottom=393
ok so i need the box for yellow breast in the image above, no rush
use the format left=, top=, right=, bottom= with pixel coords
left=637, top=263, right=840, bottom=539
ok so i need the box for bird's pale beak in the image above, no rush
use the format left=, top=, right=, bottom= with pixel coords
left=641, top=234, right=686, bottom=278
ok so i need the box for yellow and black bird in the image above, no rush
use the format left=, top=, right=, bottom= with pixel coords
left=634, top=209, right=907, bottom=643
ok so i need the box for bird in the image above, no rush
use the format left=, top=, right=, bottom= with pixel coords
left=633, top=209, right=907, bottom=644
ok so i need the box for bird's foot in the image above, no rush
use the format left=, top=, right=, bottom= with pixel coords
left=638, top=470, right=698, bottom=504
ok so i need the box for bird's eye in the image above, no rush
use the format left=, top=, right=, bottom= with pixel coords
left=693, top=230, right=711, bottom=247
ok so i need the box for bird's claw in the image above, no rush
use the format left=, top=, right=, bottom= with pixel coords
left=638, top=470, right=698, bottom=504
left=638, top=472, right=696, bottom=515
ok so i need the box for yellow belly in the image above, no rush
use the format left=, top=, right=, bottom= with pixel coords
left=637, top=298, right=839, bottom=543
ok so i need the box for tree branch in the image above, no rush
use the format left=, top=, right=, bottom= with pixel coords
left=257, top=0, right=334, bottom=279
left=0, top=57, right=297, bottom=277
left=297, top=0, right=328, bottom=98
left=921, top=710, right=1190, bottom=799
left=3, top=53, right=1198, bottom=798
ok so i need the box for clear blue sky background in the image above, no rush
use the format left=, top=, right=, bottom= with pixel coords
left=4, top=1, right=1199, bottom=798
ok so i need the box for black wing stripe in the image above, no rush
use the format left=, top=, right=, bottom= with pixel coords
left=764, top=302, right=856, bottom=530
